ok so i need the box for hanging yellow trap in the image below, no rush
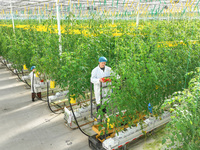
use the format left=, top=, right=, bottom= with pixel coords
left=70, top=94, right=76, bottom=104
left=50, top=80, right=55, bottom=89
left=23, top=64, right=28, bottom=70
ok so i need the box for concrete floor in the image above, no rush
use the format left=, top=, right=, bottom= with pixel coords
left=0, top=64, right=90, bottom=150
left=0, top=62, right=166, bottom=150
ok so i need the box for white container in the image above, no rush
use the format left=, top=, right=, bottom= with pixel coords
left=48, top=95, right=57, bottom=102
left=7, top=63, right=12, bottom=68
left=103, top=138, right=118, bottom=150
left=63, top=90, right=69, bottom=95
left=55, top=92, right=64, bottom=98
left=13, top=69, right=18, bottom=74
left=115, top=131, right=126, bottom=139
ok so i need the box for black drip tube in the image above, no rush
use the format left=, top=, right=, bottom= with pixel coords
left=46, top=81, right=62, bottom=114
left=68, top=95, right=90, bottom=137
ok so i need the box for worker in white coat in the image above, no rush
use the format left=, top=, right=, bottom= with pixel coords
left=90, top=57, right=112, bottom=113
left=22, top=66, right=42, bottom=102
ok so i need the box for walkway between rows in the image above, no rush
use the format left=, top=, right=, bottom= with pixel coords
left=0, top=63, right=89, bottom=150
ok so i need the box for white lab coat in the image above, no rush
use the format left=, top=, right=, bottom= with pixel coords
left=22, top=71, right=41, bottom=93
left=90, top=65, right=112, bottom=105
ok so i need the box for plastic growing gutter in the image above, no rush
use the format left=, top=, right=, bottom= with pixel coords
left=2, top=60, right=31, bottom=87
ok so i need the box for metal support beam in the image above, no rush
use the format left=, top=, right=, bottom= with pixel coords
left=10, top=1, right=15, bottom=33
left=136, top=0, right=140, bottom=27
left=38, top=4, right=41, bottom=23
left=55, top=0, right=62, bottom=56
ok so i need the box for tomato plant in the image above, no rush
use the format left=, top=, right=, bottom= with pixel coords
left=0, top=19, right=200, bottom=132
left=161, top=67, right=200, bottom=149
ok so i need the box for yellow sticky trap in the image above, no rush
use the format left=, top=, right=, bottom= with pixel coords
left=70, top=94, right=76, bottom=104
left=107, top=118, right=114, bottom=129
left=155, top=85, right=159, bottom=90
left=23, top=64, right=28, bottom=70
left=35, top=71, right=39, bottom=77
left=50, top=81, right=55, bottom=89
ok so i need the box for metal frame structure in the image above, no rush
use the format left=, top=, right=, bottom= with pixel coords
left=0, top=0, right=200, bottom=20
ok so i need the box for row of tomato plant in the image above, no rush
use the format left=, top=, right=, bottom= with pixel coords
left=161, top=67, right=200, bottom=149
left=0, top=18, right=200, bottom=131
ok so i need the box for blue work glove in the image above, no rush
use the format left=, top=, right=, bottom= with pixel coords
left=148, top=103, right=153, bottom=113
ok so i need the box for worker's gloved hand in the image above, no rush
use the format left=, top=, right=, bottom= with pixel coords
left=100, top=78, right=111, bottom=83
left=99, top=78, right=105, bottom=83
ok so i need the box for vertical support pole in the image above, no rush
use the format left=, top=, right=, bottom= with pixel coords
left=69, top=0, right=72, bottom=26
left=10, top=1, right=15, bottom=33
left=136, top=0, right=140, bottom=27
left=105, top=118, right=107, bottom=140
left=38, top=4, right=41, bottom=24
left=112, top=0, right=114, bottom=24
left=117, top=0, right=119, bottom=19
left=90, top=82, right=93, bottom=118
left=70, top=0, right=72, bottom=12
left=55, top=0, right=62, bottom=56
left=168, top=5, right=170, bottom=22
left=47, top=81, right=49, bottom=103
left=100, top=82, right=103, bottom=105
left=92, top=0, right=94, bottom=14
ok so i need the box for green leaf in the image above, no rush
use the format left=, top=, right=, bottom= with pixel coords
left=162, top=138, right=166, bottom=145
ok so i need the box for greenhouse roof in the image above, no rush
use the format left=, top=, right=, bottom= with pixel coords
left=0, top=0, right=199, bottom=18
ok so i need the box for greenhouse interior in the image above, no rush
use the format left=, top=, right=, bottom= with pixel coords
left=0, top=0, right=200, bottom=150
